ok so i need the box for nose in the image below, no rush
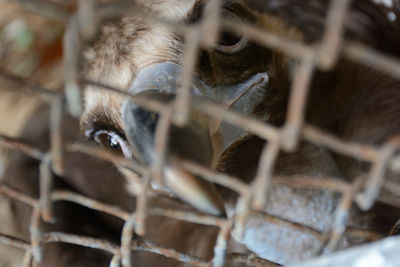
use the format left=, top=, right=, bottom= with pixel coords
left=121, top=63, right=226, bottom=216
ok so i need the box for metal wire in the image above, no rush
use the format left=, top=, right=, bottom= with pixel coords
left=1, top=0, right=400, bottom=266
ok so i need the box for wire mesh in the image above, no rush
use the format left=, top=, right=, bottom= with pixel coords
left=0, top=0, right=400, bottom=266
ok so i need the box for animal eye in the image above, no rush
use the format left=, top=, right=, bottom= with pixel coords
left=218, top=31, right=242, bottom=46
left=214, top=11, right=247, bottom=54
left=92, top=130, right=132, bottom=158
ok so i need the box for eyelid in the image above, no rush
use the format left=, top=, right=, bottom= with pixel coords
left=90, top=129, right=133, bottom=159
left=84, top=119, right=126, bottom=139
left=214, top=10, right=247, bottom=54
left=84, top=128, right=96, bottom=140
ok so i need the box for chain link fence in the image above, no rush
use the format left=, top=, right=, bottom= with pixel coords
left=1, top=0, right=400, bottom=266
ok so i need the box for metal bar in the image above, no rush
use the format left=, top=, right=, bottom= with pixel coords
left=178, top=158, right=248, bottom=194
left=22, top=250, right=33, bottom=267
left=29, top=205, right=42, bottom=262
left=322, top=178, right=363, bottom=254
left=194, top=99, right=280, bottom=142
left=109, top=255, right=121, bottom=267
left=0, top=134, right=45, bottom=161
left=212, top=218, right=235, bottom=267
left=131, top=240, right=208, bottom=267
left=39, top=153, right=53, bottom=223
left=0, top=184, right=36, bottom=206
left=49, top=94, right=65, bottom=176
left=51, top=190, right=130, bottom=221
left=251, top=210, right=323, bottom=240
left=201, top=0, right=222, bottom=47
left=317, top=0, right=352, bottom=69
left=232, top=190, right=252, bottom=240
left=121, top=212, right=136, bottom=267
left=77, top=0, right=97, bottom=40
left=173, top=28, right=200, bottom=126
left=67, top=142, right=147, bottom=174
left=282, top=52, right=316, bottom=151
left=343, top=42, right=400, bottom=80
left=63, top=14, right=83, bottom=117
left=150, top=207, right=226, bottom=227
left=253, top=141, right=281, bottom=209
left=42, top=232, right=120, bottom=254
left=135, top=172, right=151, bottom=236
left=83, top=80, right=166, bottom=113
left=302, top=125, right=379, bottom=162
left=0, top=233, right=30, bottom=250
left=222, top=19, right=312, bottom=60
left=152, top=107, right=172, bottom=186
left=356, top=138, right=400, bottom=211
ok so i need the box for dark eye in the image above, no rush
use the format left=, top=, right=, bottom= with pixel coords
left=104, top=134, right=121, bottom=151
left=214, top=11, right=247, bottom=54
left=218, top=31, right=242, bottom=46
left=92, top=130, right=132, bottom=158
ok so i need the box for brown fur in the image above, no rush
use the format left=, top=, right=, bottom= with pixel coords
left=4, top=0, right=400, bottom=265
left=80, top=0, right=400, bottom=262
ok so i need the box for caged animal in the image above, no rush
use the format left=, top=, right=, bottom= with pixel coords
left=4, top=0, right=400, bottom=266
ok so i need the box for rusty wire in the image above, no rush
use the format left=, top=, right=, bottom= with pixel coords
left=1, top=0, right=400, bottom=266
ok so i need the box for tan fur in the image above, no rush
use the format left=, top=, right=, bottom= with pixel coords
left=77, top=0, right=400, bottom=265
left=81, top=0, right=302, bottom=134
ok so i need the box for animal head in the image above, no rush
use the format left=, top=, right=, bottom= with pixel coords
left=79, top=0, right=400, bottom=264
left=80, top=0, right=298, bottom=215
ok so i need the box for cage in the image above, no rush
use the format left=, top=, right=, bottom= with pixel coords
left=1, top=0, right=400, bottom=266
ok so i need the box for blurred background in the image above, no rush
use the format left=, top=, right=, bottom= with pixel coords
left=0, top=1, right=68, bottom=265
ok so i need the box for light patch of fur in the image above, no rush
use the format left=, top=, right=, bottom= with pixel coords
left=82, top=15, right=184, bottom=132
left=83, top=0, right=193, bottom=94
left=85, top=54, right=134, bottom=90
left=82, top=89, right=126, bottom=133
left=129, top=24, right=181, bottom=70
left=84, top=61, right=132, bottom=107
